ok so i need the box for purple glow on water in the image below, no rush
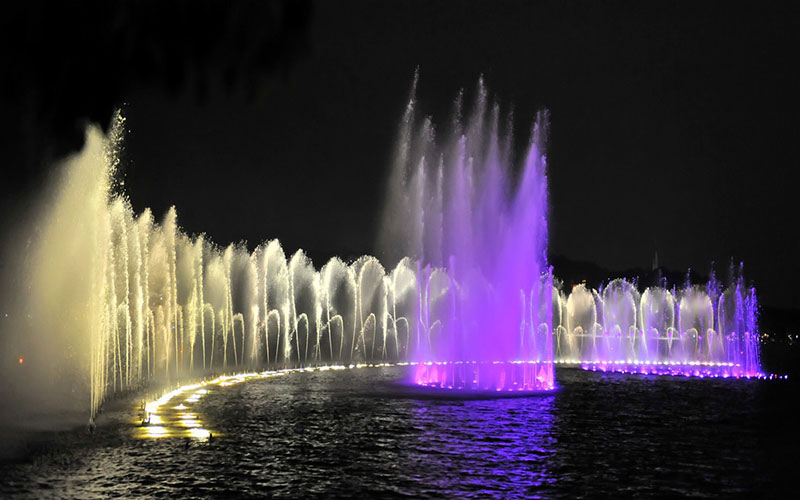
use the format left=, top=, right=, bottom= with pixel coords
left=578, top=361, right=784, bottom=380
left=380, top=78, right=555, bottom=391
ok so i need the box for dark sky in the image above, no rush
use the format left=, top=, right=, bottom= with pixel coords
left=2, top=1, right=798, bottom=309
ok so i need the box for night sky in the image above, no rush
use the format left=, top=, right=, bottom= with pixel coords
left=2, top=1, right=798, bottom=309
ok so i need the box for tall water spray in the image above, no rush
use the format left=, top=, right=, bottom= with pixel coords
left=2, top=112, right=438, bottom=420
left=4, top=86, right=766, bottom=428
left=380, top=78, right=555, bottom=391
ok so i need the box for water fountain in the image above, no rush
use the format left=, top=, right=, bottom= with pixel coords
left=554, top=270, right=763, bottom=378
left=41, top=78, right=554, bottom=417
left=0, top=112, right=421, bottom=420
left=379, top=77, right=555, bottom=392
left=3, top=82, right=768, bottom=427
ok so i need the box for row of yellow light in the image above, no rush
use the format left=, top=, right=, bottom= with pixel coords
left=137, top=360, right=776, bottom=440
left=136, top=364, right=408, bottom=440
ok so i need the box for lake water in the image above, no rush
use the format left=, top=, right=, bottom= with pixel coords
left=1, top=366, right=796, bottom=498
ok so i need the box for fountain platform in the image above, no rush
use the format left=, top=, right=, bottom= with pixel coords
left=412, top=361, right=556, bottom=392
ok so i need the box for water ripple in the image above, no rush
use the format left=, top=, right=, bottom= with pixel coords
left=1, top=367, right=797, bottom=498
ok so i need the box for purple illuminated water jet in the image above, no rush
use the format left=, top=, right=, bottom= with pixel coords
left=380, top=77, right=555, bottom=392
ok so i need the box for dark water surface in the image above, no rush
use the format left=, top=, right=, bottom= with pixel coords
left=1, top=367, right=796, bottom=498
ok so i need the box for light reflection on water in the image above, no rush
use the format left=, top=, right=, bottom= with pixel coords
left=124, top=365, right=559, bottom=496
left=133, top=370, right=301, bottom=441
left=133, top=384, right=212, bottom=441
left=0, top=366, right=795, bottom=499
left=407, top=393, right=557, bottom=496
left=133, top=365, right=395, bottom=442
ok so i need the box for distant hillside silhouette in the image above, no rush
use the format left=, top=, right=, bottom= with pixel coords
left=550, top=254, right=708, bottom=292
